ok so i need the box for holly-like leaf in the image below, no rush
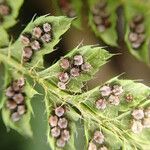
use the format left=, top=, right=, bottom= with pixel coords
left=53, top=0, right=82, bottom=29
left=39, top=45, right=113, bottom=93
left=7, top=15, right=72, bottom=68
left=124, top=0, right=150, bottom=64
left=88, top=0, right=119, bottom=46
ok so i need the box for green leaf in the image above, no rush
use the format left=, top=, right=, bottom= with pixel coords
left=39, top=45, right=113, bottom=93
left=8, top=15, right=72, bottom=68
left=88, top=0, right=119, bottom=46
left=124, top=0, right=150, bottom=64
left=53, top=0, right=82, bottom=29
left=1, top=0, right=24, bottom=29
left=2, top=72, right=37, bottom=137
left=0, top=27, right=9, bottom=47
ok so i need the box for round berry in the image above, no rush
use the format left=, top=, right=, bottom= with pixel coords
left=55, top=106, right=65, bottom=117
left=32, top=26, right=43, bottom=38
left=0, top=4, right=10, bottom=16
left=51, top=127, right=61, bottom=138
left=99, top=85, right=111, bottom=97
left=132, top=109, right=144, bottom=120
left=73, top=55, right=83, bottom=66
left=57, top=82, right=66, bottom=90
left=30, top=40, right=41, bottom=51
left=13, top=93, right=24, bottom=104
left=20, top=35, right=30, bottom=46
left=6, top=100, right=17, bottom=110
left=58, top=117, right=68, bottom=129
left=56, top=138, right=66, bottom=148
left=70, top=68, right=80, bottom=77
left=96, top=99, right=107, bottom=110
left=93, top=131, right=104, bottom=144
left=61, top=129, right=70, bottom=141
left=41, top=33, right=51, bottom=43
left=108, top=95, right=120, bottom=106
left=11, top=112, right=21, bottom=122
left=88, top=142, right=97, bottom=150
left=49, top=115, right=58, bottom=127
left=131, top=120, right=143, bottom=134
left=112, top=85, right=123, bottom=96
left=17, top=105, right=26, bottom=115
left=81, top=63, right=91, bottom=72
left=5, top=86, right=14, bottom=98
left=43, top=23, right=51, bottom=33
left=59, top=58, right=70, bottom=70
left=58, top=72, right=69, bottom=83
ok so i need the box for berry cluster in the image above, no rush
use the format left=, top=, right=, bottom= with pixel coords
left=58, top=55, right=91, bottom=90
left=49, top=106, right=70, bottom=148
left=128, top=14, right=145, bottom=49
left=0, top=1, right=11, bottom=24
left=91, top=0, right=111, bottom=33
left=88, top=130, right=108, bottom=150
left=96, top=84, right=123, bottom=110
left=131, top=107, right=150, bottom=134
left=59, top=0, right=76, bottom=18
left=5, top=78, right=26, bottom=122
left=20, top=22, right=52, bottom=62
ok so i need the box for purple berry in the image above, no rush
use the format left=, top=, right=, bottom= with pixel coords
left=55, top=106, right=65, bottom=117
left=51, top=127, right=61, bottom=138
left=70, top=68, right=80, bottom=77
left=58, top=72, right=69, bottom=83
left=58, top=117, right=68, bottom=129
left=32, top=26, right=43, bottom=38
left=43, top=23, right=51, bottom=33
left=61, top=129, right=70, bottom=141
left=59, top=58, right=70, bottom=70
left=131, top=120, right=143, bottom=134
left=99, top=85, right=111, bottom=97
left=49, top=115, right=58, bottom=127
left=56, top=138, right=66, bottom=148
left=73, top=55, right=83, bottom=66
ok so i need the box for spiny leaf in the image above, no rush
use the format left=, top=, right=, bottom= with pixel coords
left=7, top=15, right=72, bottom=68
left=88, top=0, right=119, bottom=46
left=124, top=0, right=150, bottom=64
left=39, top=45, right=113, bottom=93
left=53, top=0, right=82, bottom=29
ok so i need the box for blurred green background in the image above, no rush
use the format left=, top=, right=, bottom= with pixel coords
left=0, top=0, right=150, bottom=149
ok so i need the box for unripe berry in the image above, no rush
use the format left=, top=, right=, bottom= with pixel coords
left=132, top=109, right=144, bottom=120
left=43, top=23, right=51, bottom=33
left=32, top=26, right=43, bottom=38
left=49, top=115, right=58, bottom=127
left=58, top=117, right=68, bottom=129
left=17, top=105, right=26, bottom=115
left=13, top=93, right=24, bottom=104
left=99, top=85, right=111, bottom=97
left=5, top=86, right=14, bottom=98
left=51, top=127, right=61, bottom=138
left=59, top=58, right=70, bottom=70
left=56, top=138, right=66, bottom=148
left=11, top=112, right=21, bottom=122
left=70, top=68, right=80, bottom=77
left=55, top=106, right=65, bottom=117
left=73, top=55, right=83, bottom=66
left=6, top=100, right=17, bottom=110
left=131, top=120, right=143, bottom=134
left=88, top=142, right=97, bottom=150
left=58, top=72, right=69, bottom=83
left=93, top=131, right=104, bottom=144
left=61, top=129, right=70, bottom=141
left=96, top=99, right=107, bottom=110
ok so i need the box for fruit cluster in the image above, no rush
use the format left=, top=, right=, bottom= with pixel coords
left=88, top=130, right=108, bottom=150
left=5, top=78, right=26, bottom=122
left=48, top=105, right=70, bottom=148
left=91, top=0, right=111, bottom=32
left=58, top=55, right=91, bottom=90
left=0, top=1, right=11, bottom=24
left=59, top=0, right=76, bottom=18
left=131, top=107, right=150, bottom=134
left=95, top=84, right=123, bottom=110
left=128, top=14, right=145, bottom=49
left=20, top=22, right=52, bottom=62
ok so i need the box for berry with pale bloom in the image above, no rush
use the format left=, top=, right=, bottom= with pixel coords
left=131, top=120, right=143, bottom=134
left=32, top=26, right=43, bottom=38
left=112, top=85, right=123, bottom=96
left=51, top=127, right=61, bottom=138
left=132, top=109, right=144, bottom=120
left=61, top=129, right=70, bottom=141
left=70, top=68, right=80, bottom=77
left=81, top=63, right=91, bottom=72
left=17, top=105, right=26, bottom=115
left=58, top=117, right=68, bottom=129
left=57, top=82, right=66, bottom=90
left=55, top=106, right=65, bottom=117
left=59, top=58, right=70, bottom=70
left=30, top=40, right=41, bottom=51
left=88, top=142, right=97, bottom=150
left=108, top=95, right=120, bottom=106
left=43, top=23, right=51, bottom=33
left=13, top=93, right=24, bottom=104
left=93, top=131, right=105, bottom=144
left=96, top=99, right=107, bottom=110
left=49, top=115, right=58, bottom=127
left=58, top=72, right=69, bottom=83
left=56, top=138, right=66, bottom=148
left=11, top=112, right=21, bottom=122
left=73, top=55, right=83, bottom=66
left=99, top=85, right=111, bottom=97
